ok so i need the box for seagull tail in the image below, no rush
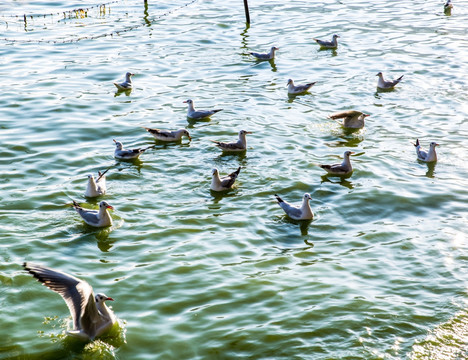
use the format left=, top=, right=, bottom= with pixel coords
left=97, top=166, right=111, bottom=181
left=213, top=109, right=223, bottom=114
left=274, top=194, right=284, bottom=203
left=72, top=200, right=81, bottom=209
left=413, top=139, right=420, bottom=147
left=234, top=167, right=241, bottom=176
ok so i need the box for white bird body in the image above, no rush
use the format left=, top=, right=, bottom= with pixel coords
left=275, top=193, right=313, bottom=220
left=250, top=46, right=279, bottom=60
left=24, top=262, right=116, bottom=341
left=211, top=167, right=241, bottom=192
left=113, top=72, right=134, bottom=91
left=320, top=150, right=355, bottom=176
left=211, top=130, right=251, bottom=152
left=376, top=72, right=403, bottom=89
left=113, top=139, right=152, bottom=160
left=183, top=99, right=222, bottom=120
left=313, top=34, right=340, bottom=49
left=328, top=110, right=370, bottom=129
left=84, top=170, right=107, bottom=198
left=287, top=79, right=316, bottom=95
left=414, top=139, right=438, bottom=162
left=143, top=127, right=191, bottom=142
left=72, top=200, right=113, bottom=227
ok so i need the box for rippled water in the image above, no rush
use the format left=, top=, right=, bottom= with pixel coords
left=1, top=0, right=468, bottom=359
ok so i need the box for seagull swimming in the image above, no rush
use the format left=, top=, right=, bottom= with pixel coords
left=143, top=127, right=191, bottom=142
left=413, top=139, right=438, bottom=162
left=23, top=262, right=117, bottom=341
left=211, top=167, right=241, bottom=192
left=113, top=72, right=134, bottom=91
left=72, top=200, right=113, bottom=227
left=313, top=34, right=340, bottom=49
left=211, top=130, right=251, bottom=152
left=274, top=193, right=313, bottom=220
left=376, top=72, right=403, bottom=90
left=287, top=79, right=317, bottom=95
left=250, top=46, right=279, bottom=60
left=113, top=139, right=153, bottom=160
left=320, top=150, right=355, bottom=176
left=328, top=110, right=370, bottom=129
left=84, top=169, right=109, bottom=198
left=183, top=99, right=223, bottom=120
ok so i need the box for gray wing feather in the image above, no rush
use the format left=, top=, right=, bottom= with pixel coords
left=23, top=262, right=95, bottom=332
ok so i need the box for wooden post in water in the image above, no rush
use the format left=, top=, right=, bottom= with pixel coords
left=243, top=0, right=250, bottom=24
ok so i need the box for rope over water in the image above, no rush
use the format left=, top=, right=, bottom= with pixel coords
left=0, top=0, right=199, bottom=44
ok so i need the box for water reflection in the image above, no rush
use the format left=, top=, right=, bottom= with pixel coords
left=240, top=24, right=250, bottom=50
left=186, top=116, right=211, bottom=129
left=143, top=0, right=151, bottom=27
left=114, top=89, right=132, bottom=97
left=321, top=174, right=354, bottom=189
left=424, top=161, right=437, bottom=178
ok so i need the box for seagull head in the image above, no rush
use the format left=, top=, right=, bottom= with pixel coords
left=99, top=201, right=114, bottom=210
left=376, top=72, right=383, bottom=77
left=344, top=150, right=355, bottom=157
left=182, top=129, right=192, bottom=140
left=95, top=293, right=114, bottom=303
left=333, top=34, right=340, bottom=39
left=239, top=130, right=252, bottom=136
left=212, top=168, right=218, bottom=176
left=113, top=139, right=123, bottom=150
left=287, top=79, right=293, bottom=86
left=183, top=99, right=193, bottom=105
left=303, top=193, right=312, bottom=201
left=125, top=72, right=134, bottom=78
left=271, top=46, right=279, bottom=51
left=87, top=174, right=94, bottom=179
left=430, top=142, right=439, bottom=148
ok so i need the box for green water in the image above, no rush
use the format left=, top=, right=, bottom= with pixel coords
left=1, top=0, right=467, bottom=359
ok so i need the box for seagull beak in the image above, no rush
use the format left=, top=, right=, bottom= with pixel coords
left=106, top=205, right=114, bottom=210
left=188, top=136, right=192, bottom=140
left=350, top=152, right=355, bottom=155
left=246, top=131, right=253, bottom=134
left=436, top=143, right=440, bottom=146
left=106, top=297, right=114, bottom=301
left=363, top=114, right=370, bottom=117
left=183, top=101, right=187, bottom=103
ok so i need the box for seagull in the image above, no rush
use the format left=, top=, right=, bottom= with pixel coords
left=376, top=72, right=403, bottom=90
left=183, top=99, right=223, bottom=120
left=413, top=139, right=439, bottom=162
left=113, top=139, right=153, bottom=160
left=23, top=262, right=117, bottom=341
left=72, top=200, right=113, bottom=227
left=274, top=193, right=314, bottom=220
left=84, top=169, right=109, bottom=198
left=287, top=79, right=316, bottom=95
left=313, top=34, right=340, bottom=49
left=113, top=72, right=134, bottom=91
left=211, top=167, right=241, bottom=192
left=249, top=46, right=279, bottom=60
left=328, top=110, right=370, bottom=129
left=320, top=150, right=355, bottom=176
left=143, top=127, right=191, bottom=142
left=211, top=130, right=252, bottom=152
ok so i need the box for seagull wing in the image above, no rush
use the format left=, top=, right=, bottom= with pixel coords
left=24, top=262, right=96, bottom=333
